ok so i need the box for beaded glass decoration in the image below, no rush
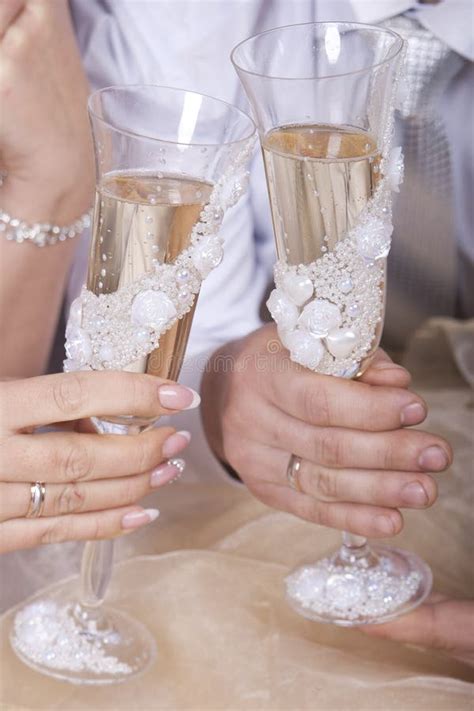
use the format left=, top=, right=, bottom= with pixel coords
left=63, top=139, right=255, bottom=373
left=267, top=145, right=404, bottom=378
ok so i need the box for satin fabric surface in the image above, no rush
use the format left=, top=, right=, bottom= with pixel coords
left=0, top=319, right=473, bottom=709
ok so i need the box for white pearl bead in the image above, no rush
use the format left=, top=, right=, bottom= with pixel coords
left=338, top=277, right=353, bottom=295
left=131, top=290, right=177, bottom=330
left=282, top=272, right=313, bottom=306
left=347, top=302, right=360, bottom=318
left=134, top=328, right=151, bottom=345
left=325, top=328, right=358, bottom=358
left=99, top=344, right=115, bottom=362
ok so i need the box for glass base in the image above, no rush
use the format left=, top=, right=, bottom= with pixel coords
left=10, top=597, right=156, bottom=685
left=285, top=545, right=432, bottom=626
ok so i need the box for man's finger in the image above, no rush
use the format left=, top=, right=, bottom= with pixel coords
left=247, top=478, right=404, bottom=538
left=267, top=361, right=425, bottom=432
left=251, top=446, right=438, bottom=510
left=262, top=410, right=452, bottom=474
left=358, top=349, right=412, bottom=388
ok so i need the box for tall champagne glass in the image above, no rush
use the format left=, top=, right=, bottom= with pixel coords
left=10, top=85, right=255, bottom=683
left=233, top=23, right=433, bottom=625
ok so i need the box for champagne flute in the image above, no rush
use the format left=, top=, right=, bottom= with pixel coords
left=10, top=85, right=255, bottom=683
left=233, top=23, right=433, bottom=625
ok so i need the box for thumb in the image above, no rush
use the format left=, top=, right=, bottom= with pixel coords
left=361, top=595, right=474, bottom=662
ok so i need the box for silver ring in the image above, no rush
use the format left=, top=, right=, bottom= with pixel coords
left=286, top=454, right=303, bottom=493
left=26, top=482, right=46, bottom=518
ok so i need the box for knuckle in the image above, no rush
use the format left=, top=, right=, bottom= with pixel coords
left=128, top=375, right=156, bottom=414
left=61, top=442, right=94, bottom=482
left=52, top=373, right=88, bottom=418
left=382, top=436, right=397, bottom=469
left=311, top=466, right=339, bottom=501
left=55, top=483, right=85, bottom=515
left=121, top=477, right=144, bottom=506
left=316, top=430, right=344, bottom=468
left=39, top=519, right=69, bottom=545
left=136, top=434, right=161, bottom=473
left=87, top=517, right=104, bottom=541
left=304, top=381, right=331, bottom=425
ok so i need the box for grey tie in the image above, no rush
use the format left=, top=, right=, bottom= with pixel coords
left=381, top=13, right=465, bottom=350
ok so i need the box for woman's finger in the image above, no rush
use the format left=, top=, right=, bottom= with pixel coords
left=1, top=371, right=200, bottom=432
left=250, top=446, right=438, bottom=511
left=0, top=505, right=159, bottom=554
left=0, top=427, right=191, bottom=482
left=0, top=458, right=184, bottom=521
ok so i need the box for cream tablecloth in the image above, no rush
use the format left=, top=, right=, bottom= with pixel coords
left=0, top=319, right=473, bottom=709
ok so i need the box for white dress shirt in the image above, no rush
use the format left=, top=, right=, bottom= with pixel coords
left=68, top=0, right=473, bottom=481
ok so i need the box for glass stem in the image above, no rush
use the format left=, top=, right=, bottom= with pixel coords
left=339, top=531, right=372, bottom=565
left=73, top=418, right=141, bottom=631
left=73, top=540, right=114, bottom=633
left=80, top=539, right=114, bottom=610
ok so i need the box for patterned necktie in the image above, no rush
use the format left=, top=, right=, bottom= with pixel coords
left=380, top=13, right=465, bottom=350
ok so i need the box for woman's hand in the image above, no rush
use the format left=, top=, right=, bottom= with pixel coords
left=0, top=1, right=96, bottom=376
left=0, top=370, right=199, bottom=553
left=362, top=595, right=474, bottom=667
left=202, top=325, right=452, bottom=538
left=0, top=0, right=94, bottom=222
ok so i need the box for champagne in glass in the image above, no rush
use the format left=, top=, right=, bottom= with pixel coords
left=233, top=23, right=433, bottom=625
left=10, top=86, right=255, bottom=684
left=262, top=124, right=384, bottom=372
left=89, top=173, right=212, bottom=391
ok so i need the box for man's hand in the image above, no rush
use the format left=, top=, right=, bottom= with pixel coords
left=362, top=595, right=474, bottom=667
left=201, top=324, right=452, bottom=537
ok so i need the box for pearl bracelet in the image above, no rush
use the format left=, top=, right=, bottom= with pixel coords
left=0, top=207, right=92, bottom=247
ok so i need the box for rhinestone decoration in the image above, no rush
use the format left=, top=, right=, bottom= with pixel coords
left=286, top=558, right=422, bottom=621
left=63, top=137, right=255, bottom=372
left=268, top=151, right=403, bottom=377
left=0, top=207, right=92, bottom=247
left=12, top=601, right=132, bottom=675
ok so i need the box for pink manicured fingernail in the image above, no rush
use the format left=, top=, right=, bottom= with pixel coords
left=162, top=430, right=191, bottom=458
left=418, top=446, right=449, bottom=471
left=158, top=384, right=200, bottom=411
left=401, top=481, right=429, bottom=506
left=150, top=458, right=186, bottom=487
left=121, top=508, right=160, bottom=529
left=400, top=402, right=426, bottom=426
